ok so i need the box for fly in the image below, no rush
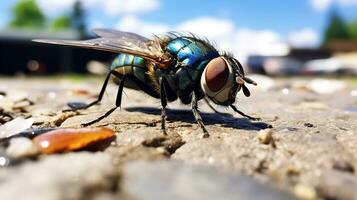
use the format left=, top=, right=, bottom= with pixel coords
left=34, top=29, right=260, bottom=138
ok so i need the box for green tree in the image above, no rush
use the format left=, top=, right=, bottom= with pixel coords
left=51, top=15, right=71, bottom=30
left=71, top=0, right=86, bottom=38
left=9, top=0, right=45, bottom=29
left=348, top=19, right=357, bottom=40
left=323, top=10, right=350, bottom=44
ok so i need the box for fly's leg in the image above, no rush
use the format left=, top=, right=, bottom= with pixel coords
left=230, top=105, right=260, bottom=121
left=192, top=93, right=209, bottom=138
left=204, top=97, right=221, bottom=114
left=82, top=74, right=126, bottom=126
left=65, top=70, right=113, bottom=111
left=160, top=77, right=168, bottom=135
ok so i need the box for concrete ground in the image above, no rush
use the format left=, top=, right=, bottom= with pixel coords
left=0, top=75, right=356, bottom=200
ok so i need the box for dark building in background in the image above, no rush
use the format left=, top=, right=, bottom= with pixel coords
left=324, top=40, right=357, bottom=52
left=0, top=30, right=114, bottom=75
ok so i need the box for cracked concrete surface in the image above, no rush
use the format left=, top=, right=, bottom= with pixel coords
left=0, top=76, right=356, bottom=200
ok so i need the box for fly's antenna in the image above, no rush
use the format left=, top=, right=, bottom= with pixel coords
left=243, top=77, right=257, bottom=85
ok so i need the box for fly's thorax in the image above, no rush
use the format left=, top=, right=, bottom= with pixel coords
left=200, top=57, right=238, bottom=105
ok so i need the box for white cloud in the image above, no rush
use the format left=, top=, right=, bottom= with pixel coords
left=36, top=0, right=76, bottom=16
left=310, top=0, right=357, bottom=11
left=36, top=0, right=160, bottom=16
left=176, top=17, right=236, bottom=38
left=175, top=17, right=289, bottom=62
left=288, top=28, right=320, bottom=48
left=234, top=29, right=289, bottom=62
left=176, top=17, right=238, bottom=54
left=311, top=0, right=333, bottom=11
left=103, top=0, right=159, bottom=16
left=115, top=16, right=290, bottom=63
left=115, top=15, right=169, bottom=36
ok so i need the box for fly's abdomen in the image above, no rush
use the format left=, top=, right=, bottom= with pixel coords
left=111, top=54, right=147, bottom=82
left=110, top=53, right=160, bottom=98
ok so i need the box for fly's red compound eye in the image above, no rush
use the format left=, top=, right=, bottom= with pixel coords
left=205, top=57, right=229, bottom=92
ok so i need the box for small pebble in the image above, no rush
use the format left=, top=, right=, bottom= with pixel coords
left=350, top=90, right=357, bottom=97
left=287, top=127, right=299, bottom=131
left=0, top=152, right=20, bottom=167
left=282, top=88, right=290, bottom=95
left=304, top=123, right=314, bottom=128
left=0, top=153, right=11, bottom=167
left=67, top=102, right=88, bottom=110
left=71, top=89, right=90, bottom=96
left=156, top=147, right=167, bottom=154
left=258, top=129, right=273, bottom=145
left=6, top=137, right=40, bottom=158
left=208, top=156, right=215, bottom=164
left=0, top=128, right=56, bottom=144
left=287, top=165, right=300, bottom=176
left=294, top=184, right=316, bottom=200
left=0, top=108, right=13, bottom=123
left=333, top=160, right=354, bottom=173
left=47, top=92, right=57, bottom=99
left=0, top=117, right=34, bottom=139
left=52, top=112, right=78, bottom=126
left=33, top=127, right=116, bottom=154
left=12, top=100, right=32, bottom=111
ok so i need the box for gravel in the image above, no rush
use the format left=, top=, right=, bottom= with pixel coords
left=0, top=76, right=356, bottom=199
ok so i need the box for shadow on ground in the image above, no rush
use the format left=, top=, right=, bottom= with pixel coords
left=125, top=107, right=271, bottom=131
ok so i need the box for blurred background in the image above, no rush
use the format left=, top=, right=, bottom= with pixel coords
left=0, top=0, right=356, bottom=76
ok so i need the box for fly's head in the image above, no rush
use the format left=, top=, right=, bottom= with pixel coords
left=200, top=56, right=257, bottom=106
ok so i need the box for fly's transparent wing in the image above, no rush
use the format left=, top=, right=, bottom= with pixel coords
left=93, top=29, right=149, bottom=41
left=33, top=29, right=168, bottom=65
left=92, top=29, right=164, bottom=59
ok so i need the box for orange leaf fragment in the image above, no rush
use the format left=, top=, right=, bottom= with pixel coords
left=32, top=127, right=115, bottom=154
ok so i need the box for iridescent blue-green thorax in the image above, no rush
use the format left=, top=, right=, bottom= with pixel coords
left=164, top=37, right=219, bottom=103
left=166, top=37, right=219, bottom=67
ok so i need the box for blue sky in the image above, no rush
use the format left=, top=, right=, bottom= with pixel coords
left=118, top=0, right=356, bottom=35
left=1, top=0, right=357, bottom=62
left=1, top=0, right=356, bottom=34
